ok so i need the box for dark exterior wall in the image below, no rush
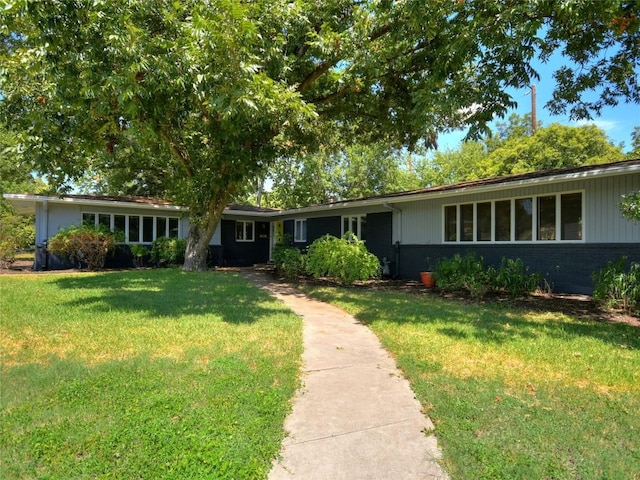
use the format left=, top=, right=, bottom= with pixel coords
left=397, top=243, right=640, bottom=295
left=365, top=212, right=394, bottom=263
left=219, top=219, right=270, bottom=266
left=308, top=216, right=341, bottom=244
left=283, top=216, right=341, bottom=250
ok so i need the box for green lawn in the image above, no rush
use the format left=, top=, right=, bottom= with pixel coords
left=0, top=270, right=302, bottom=479
left=304, top=286, right=640, bottom=480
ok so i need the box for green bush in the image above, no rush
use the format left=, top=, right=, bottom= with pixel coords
left=433, top=253, right=493, bottom=298
left=434, top=253, right=540, bottom=299
left=151, top=237, right=187, bottom=266
left=129, top=244, right=149, bottom=267
left=272, top=244, right=306, bottom=280
left=493, top=257, right=541, bottom=298
left=305, top=233, right=380, bottom=285
left=592, top=257, right=640, bottom=314
left=47, top=225, right=119, bottom=271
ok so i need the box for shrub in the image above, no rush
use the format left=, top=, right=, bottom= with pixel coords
left=47, top=225, right=118, bottom=270
left=434, top=253, right=540, bottom=299
left=433, top=253, right=493, bottom=298
left=592, top=257, right=640, bottom=314
left=305, top=233, right=380, bottom=285
left=151, top=237, right=187, bottom=266
left=493, top=257, right=541, bottom=298
left=272, top=244, right=306, bottom=280
left=129, top=244, right=149, bottom=267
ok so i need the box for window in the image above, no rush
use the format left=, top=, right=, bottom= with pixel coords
left=129, top=215, right=140, bottom=243
left=537, top=195, right=556, bottom=241
left=444, top=205, right=457, bottom=241
left=294, top=219, right=307, bottom=242
left=460, top=204, right=474, bottom=241
left=114, top=215, right=126, bottom=236
left=443, top=191, right=583, bottom=243
left=476, top=202, right=492, bottom=242
left=236, top=220, right=254, bottom=242
left=82, top=213, right=96, bottom=226
left=82, top=212, right=180, bottom=243
left=98, top=214, right=111, bottom=229
left=515, top=198, right=532, bottom=241
left=561, top=193, right=582, bottom=240
left=168, top=218, right=179, bottom=238
left=495, top=200, right=511, bottom=241
left=341, top=215, right=367, bottom=241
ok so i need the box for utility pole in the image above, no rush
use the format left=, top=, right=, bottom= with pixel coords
left=531, top=84, right=537, bottom=134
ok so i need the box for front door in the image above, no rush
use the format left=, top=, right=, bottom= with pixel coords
left=269, top=220, right=284, bottom=261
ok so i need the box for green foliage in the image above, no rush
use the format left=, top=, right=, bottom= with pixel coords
left=305, top=233, right=380, bottom=285
left=47, top=225, right=118, bottom=271
left=620, top=191, right=640, bottom=221
left=434, top=253, right=540, bottom=299
left=433, top=253, right=493, bottom=298
left=592, top=257, right=640, bottom=314
left=3, top=1, right=638, bottom=269
left=493, top=257, right=541, bottom=298
left=150, top=237, right=187, bottom=266
left=272, top=244, right=306, bottom=280
left=0, top=205, right=34, bottom=268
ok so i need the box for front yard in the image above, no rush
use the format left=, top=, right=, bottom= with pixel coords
left=0, top=270, right=302, bottom=479
left=305, top=285, right=640, bottom=479
left=2, top=268, right=639, bottom=479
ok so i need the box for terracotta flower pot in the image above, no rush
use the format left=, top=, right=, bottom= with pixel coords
left=420, top=271, right=435, bottom=288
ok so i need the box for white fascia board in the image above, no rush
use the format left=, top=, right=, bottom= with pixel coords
left=3, top=194, right=188, bottom=213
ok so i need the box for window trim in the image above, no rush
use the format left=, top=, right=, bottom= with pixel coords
left=442, top=190, right=584, bottom=244
left=294, top=218, right=307, bottom=243
left=341, top=214, right=367, bottom=241
left=235, top=220, right=255, bottom=242
left=81, top=211, right=181, bottom=243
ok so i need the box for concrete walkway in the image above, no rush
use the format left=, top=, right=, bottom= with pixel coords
left=242, top=270, right=448, bottom=480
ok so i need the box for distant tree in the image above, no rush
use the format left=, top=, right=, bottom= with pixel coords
left=267, top=141, right=420, bottom=208
left=626, top=126, right=640, bottom=158
left=415, top=141, right=488, bottom=187
left=483, top=123, right=624, bottom=177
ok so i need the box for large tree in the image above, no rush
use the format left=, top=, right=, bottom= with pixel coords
left=2, top=1, right=639, bottom=270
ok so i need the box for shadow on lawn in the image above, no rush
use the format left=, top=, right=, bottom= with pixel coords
left=310, top=288, right=640, bottom=350
left=53, top=269, right=284, bottom=324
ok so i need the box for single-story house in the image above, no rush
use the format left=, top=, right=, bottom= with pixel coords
left=5, top=158, right=640, bottom=294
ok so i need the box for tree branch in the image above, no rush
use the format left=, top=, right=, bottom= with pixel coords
left=157, top=125, right=193, bottom=177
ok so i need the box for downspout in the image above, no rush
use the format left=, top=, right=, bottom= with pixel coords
left=43, top=200, right=49, bottom=270
left=382, top=202, right=402, bottom=278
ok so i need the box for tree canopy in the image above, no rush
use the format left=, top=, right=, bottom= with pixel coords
left=2, top=0, right=639, bottom=270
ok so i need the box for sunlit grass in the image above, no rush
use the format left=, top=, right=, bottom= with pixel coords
left=304, top=286, right=640, bottom=479
left=1, top=270, right=302, bottom=479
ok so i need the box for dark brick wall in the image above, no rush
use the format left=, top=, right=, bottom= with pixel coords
left=397, top=243, right=640, bottom=294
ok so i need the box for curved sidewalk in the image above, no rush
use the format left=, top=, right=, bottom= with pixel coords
left=242, top=270, right=448, bottom=480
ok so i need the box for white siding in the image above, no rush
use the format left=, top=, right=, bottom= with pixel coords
left=398, top=172, right=640, bottom=245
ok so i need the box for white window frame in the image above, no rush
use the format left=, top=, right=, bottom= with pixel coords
left=81, top=211, right=181, bottom=244
left=235, top=220, right=255, bottom=242
left=341, top=215, right=366, bottom=241
left=294, top=219, right=307, bottom=243
left=442, top=190, right=584, bottom=244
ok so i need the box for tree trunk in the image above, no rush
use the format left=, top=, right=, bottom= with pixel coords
left=182, top=204, right=224, bottom=272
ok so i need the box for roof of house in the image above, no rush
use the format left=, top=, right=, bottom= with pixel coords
left=4, top=158, right=639, bottom=216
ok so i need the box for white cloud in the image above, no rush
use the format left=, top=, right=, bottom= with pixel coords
left=574, top=119, right=620, bottom=132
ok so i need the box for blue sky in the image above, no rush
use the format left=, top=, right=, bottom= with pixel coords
left=437, top=53, right=639, bottom=153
